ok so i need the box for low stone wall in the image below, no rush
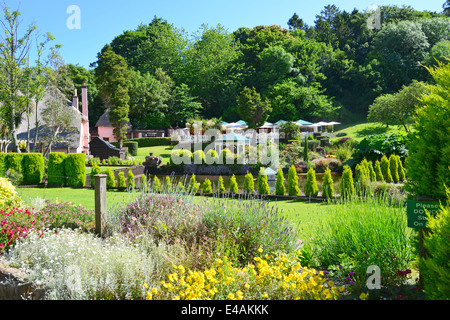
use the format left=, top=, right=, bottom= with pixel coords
left=0, top=262, right=46, bottom=300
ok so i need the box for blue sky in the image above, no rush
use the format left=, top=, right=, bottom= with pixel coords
left=2, top=0, right=447, bottom=69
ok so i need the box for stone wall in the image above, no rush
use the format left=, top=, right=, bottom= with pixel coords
left=0, top=262, right=46, bottom=300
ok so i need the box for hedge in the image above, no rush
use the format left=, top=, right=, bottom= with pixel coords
left=21, top=153, right=45, bottom=184
left=48, top=153, right=67, bottom=185
left=123, top=141, right=138, bottom=156
left=111, top=137, right=172, bottom=148
left=65, top=153, right=86, bottom=187
left=4, top=153, right=23, bottom=174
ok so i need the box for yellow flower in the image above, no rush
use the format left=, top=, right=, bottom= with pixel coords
left=328, top=280, right=334, bottom=287
left=151, top=288, right=158, bottom=295
left=227, top=293, right=235, bottom=300
left=144, top=283, right=149, bottom=289
left=262, top=292, right=269, bottom=299
left=146, top=292, right=153, bottom=300
left=244, top=283, right=250, bottom=289
left=360, top=292, right=369, bottom=300
left=258, top=247, right=263, bottom=253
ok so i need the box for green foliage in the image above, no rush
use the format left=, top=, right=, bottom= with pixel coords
left=170, top=149, right=192, bottom=166
left=352, top=133, right=409, bottom=165
left=65, top=154, right=86, bottom=187
left=389, top=154, right=399, bottom=183
left=90, top=163, right=102, bottom=187
left=105, top=167, right=115, bottom=188
left=123, top=141, right=138, bottom=156
left=257, top=168, right=270, bottom=195
left=288, top=165, right=300, bottom=196
left=374, top=160, right=384, bottom=181
left=367, top=161, right=377, bottom=182
left=4, top=153, right=23, bottom=175
left=193, top=150, right=205, bottom=165
left=21, top=153, right=45, bottom=184
left=340, top=165, right=355, bottom=199
left=420, top=188, right=450, bottom=300
left=152, top=176, right=161, bottom=192
left=113, top=137, right=172, bottom=148
left=237, top=86, right=272, bottom=129
left=219, top=148, right=235, bottom=165
left=202, top=178, right=213, bottom=193
left=127, top=170, right=135, bottom=189
left=405, top=61, right=450, bottom=201
left=354, top=163, right=370, bottom=196
left=275, top=167, right=286, bottom=196
left=218, top=176, right=226, bottom=194
left=380, top=155, right=393, bottom=183
left=229, top=174, right=239, bottom=194
left=304, top=167, right=319, bottom=197
left=164, top=175, right=172, bottom=192
left=243, top=171, right=255, bottom=194
left=188, top=174, right=199, bottom=193
left=322, top=168, right=334, bottom=199
left=141, top=174, right=148, bottom=191
left=205, top=149, right=219, bottom=165
left=303, top=135, right=309, bottom=163
left=117, top=172, right=126, bottom=189
left=177, top=181, right=186, bottom=193
left=396, top=155, right=406, bottom=181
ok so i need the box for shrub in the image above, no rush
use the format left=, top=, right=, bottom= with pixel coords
left=374, top=160, right=384, bottom=181
left=354, top=163, right=370, bottom=196
left=275, top=167, right=286, bottom=196
left=340, top=165, right=355, bottom=199
left=420, top=188, right=450, bottom=300
left=170, top=149, right=192, bottom=166
left=202, top=178, right=213, bottom=193
left=65, top=154, right=86, bottom=187
left=243, top=171, right=254, bottom=194
left=193, top=150, right=205, bottom=165
left=396, top=155, right=406, bottom=181
left=102, top=159, right=107, bottom=165
left=188, top=174, right=199, bottom=193
left=229, top=174, right=239, bottom=194
left=205, top=149, right=218, bottom=165
left=21, top=153, right=45, bottom=184
left=304, top=167, right=319, bottom=197
left=117, top=172, right=126, bottom=189
left=113, top=137, right=172, bottom=148
left=90, top=163, right=102, bottom=187
left=257, top=168, right=270, bottom=195
left=152, top=176, right=161, bottom=192
left=303, top=135, right=309, bottom=163
left=164, top=176, right=172, bottom=192
left=141, top=174, right=148, bottom=191
left=288, top=165, right=300, bottom=196
left=0, top=177, right=23, bottom=210
left=123, top=141, right=138, bottom=156
left=322, top=168, right=334, bottom=199
left=389, top=154, right=399, bottom=183
left=352, top=133, right=408, bottom=165
left=0, top=207, right=37, bottom=253
left=4, top=153, right=23, bottom=175
left=220, top=148, right=235, bottom=165
left=105, top=167, right=115, bottom=188
left=218, top=176, right=225, bottom=194
left=127, top=170, right=136, bottom=189
left=367, top=161, right=377, bottom=182
left=380, top=155, right=392, bottom=183
left=177, top=181, right=186, bottom=193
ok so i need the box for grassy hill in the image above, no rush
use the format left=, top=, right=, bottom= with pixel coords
left=333, top=121, right=410, bottom=142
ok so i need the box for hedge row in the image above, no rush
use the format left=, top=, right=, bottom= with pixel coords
left=47, top=152, right=86, bottom=187
left=111, top=137, right=172, bottom=148
left=0, top=153, right=45, bottom=184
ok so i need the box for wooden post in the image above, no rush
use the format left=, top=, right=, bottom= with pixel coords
left=95, top=174, right=107, bottom=238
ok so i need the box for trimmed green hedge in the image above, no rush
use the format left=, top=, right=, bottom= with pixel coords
left=22, top=153, right=45, bottom=184
left=111, top=137, right=172, bottom=148
left=65, top=153, right=86, bottom=187
left=48, top=153, right=67, bottom=185
left=123, top=141, right=138, bottom=156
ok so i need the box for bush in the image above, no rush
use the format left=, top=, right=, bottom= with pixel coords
left=257, top=168, right=270, bottom=195
left=152, top=176, right=161, bottom=192
left=380, top=155, right=393, bottom=183
left=220, top=148, right=235, bottom=165
left=218, top=176, right=225, bottom=194
left=367, top=161, right=377, bottom=182
left=21, top=153, right=45, bottom=184
left=304, top=167, right=319, bottom=197
left=303, top=135, right=309, bottom=163
left=243, top=171, right=254, bottom=194
left=275, top=167, right=286, bottom=196
left=193, top=150, right=205, bottom=165
left=65, top=154, right=86, bottom=187
left=0, top=207, right=36, bottom=253
left=123, top=141, right=138, bottom=156
left=205, top=149, right=218, bottom=165
left=352, top=133, right=408, bottom=165
left=164, top=176, right=172, bottom=192
left=141, top=174, right=148, bottom=191
left=117, top=172, right=126, bottom=189
left=188, top=174, right=199, bottom=193
left=420, top=188, right=450, bottom=300
left=322, top=168, right=334, bottom=199
left=105, top=167, right=115, bottom=188
left=112, top=137, right=172, bottom=148
left=127, top=170, right=136, bottom=189
left=170, top=149, right=192, bottom=166
left=374, top=160, right=384, bottom=181
left=0, top=177, right=23, bottom=210
left=202, top=178, right=213, bottom=193
left=340, top=165, right=355, bottom=199
left=389, top=154, right=399, bottom=183
left=397, top=155, right=406, bottom=181
left=90, top=163, right=102, bottom=187
left=4, top=153, right=23, bottom=175
left=288, top=165, right=300, bottom=196
left=354, top=163, right=370, bottom=196
left=229, top=174, right=239, bottom=194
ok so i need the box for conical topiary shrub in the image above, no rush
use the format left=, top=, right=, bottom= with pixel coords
left=218, top=176, right=225, bottom=194
left=340, top=165, right=355, bottom=199
left=322, top=167, right=334, bottom=199
left=127, top=170, right=135, bottom=189
left=304, top=167, right=319, bottom=197
left=380, top=155, right=392, bottom=183
left=202, top=178, right=213, bottom=193
left=243, top=171, right=255, bottom=194
left=288, top=165, right=300, bottom=196
left=389, top=154, right=399, bottom=183
left=230, top=174, right=239, bottom=194
left=374, top=160, right=384, bottom=181
left=118, top=171, right=126, bottom=190
left=257, top=167, right=270, bottom=195
left=275, top=167, right=286, bottom=196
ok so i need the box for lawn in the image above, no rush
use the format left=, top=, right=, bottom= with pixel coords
left=333, top=121, right=409, bottom=142
left=135, top=145, right=173, bottom=164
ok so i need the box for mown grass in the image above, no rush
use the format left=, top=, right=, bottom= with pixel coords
left=135, top=145, right=173, bottom=164
left=333, top=121, right=409, bottom=142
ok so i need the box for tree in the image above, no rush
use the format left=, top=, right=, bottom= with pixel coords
left=405, top=60, right=450, bottom=201
left=340, top=165, right=355, bottom=199
left=380, top=155, right=393, bottom=183
left=229, top=174, right=239, bottom=194
left=287, top=13, right=308, bottom=31
left=218, top=176, right=226, bottom=194
left=445, top=1, right=450, bottom=16
left=170, top=83, right=202, bottom=127
left=0, top=4, right=36, bottom=152
left=389, top=154, right=399, bottom=183
left=322, top=167, right=334, bottom=199
left=257, top=167, right=270, bottom=195
left=288, top=165, right=300, bottom=196
left=304, top=167, right=319, bottom=197
left=374, top=160, right=384, bottom=181
left=237, top=87, right=272, bottom=129
left=94, top=44, right=131, bottom=149
left=275, top=167, right=286, bottom=195
left=243, top=171, right=255, bottom=194
left=202, top=178, right=212, bottom=193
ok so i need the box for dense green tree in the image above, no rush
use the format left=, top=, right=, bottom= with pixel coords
left=94, top=45, right=131, bottom=149
left=445, top=1, right=450, bottom=16
left=237, top=87, right=272, bottom=128
left=322, top=167, right=334, bottom=199
left=275, top=167, right=286, bottom=195
left=288, top=165, right=300, bottom=196
left=230, top=174, right=239, bottom=194
left=170, top=84, right=203, bottom=127
left=304, top=167, right=319, bottom=197
left=243, top=171, right=255, bottom=194
left=257, top=167, right=270, bottom=195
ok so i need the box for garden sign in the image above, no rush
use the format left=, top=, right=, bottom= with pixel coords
left=406, top=201, right=440, bottom=228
